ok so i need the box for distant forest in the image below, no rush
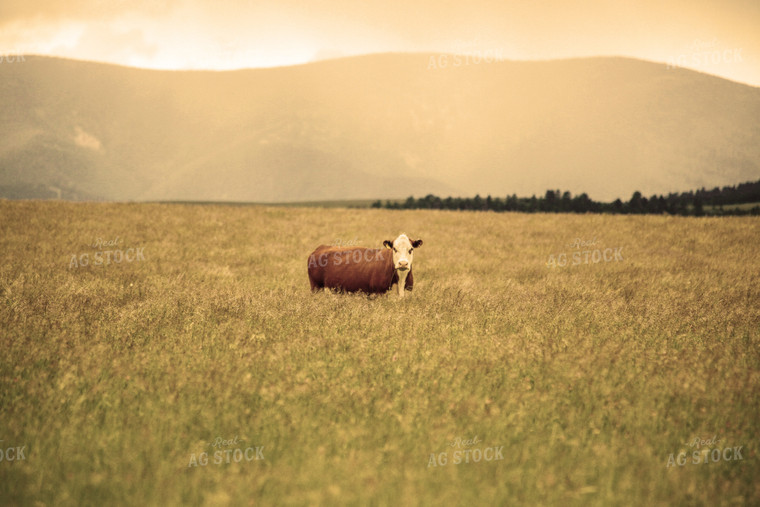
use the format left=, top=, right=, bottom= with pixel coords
left=372, top=179, right=760, bottom=216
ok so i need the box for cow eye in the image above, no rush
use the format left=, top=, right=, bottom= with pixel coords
left=392, top=247, right=397, bottom=252
left=408, top=248, right=413, bottom=254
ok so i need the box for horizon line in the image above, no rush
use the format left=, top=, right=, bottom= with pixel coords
left=12, top=51, right=759, bottom=87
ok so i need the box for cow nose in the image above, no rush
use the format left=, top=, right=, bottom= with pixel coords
left=398, top=260, right=409, bottom=269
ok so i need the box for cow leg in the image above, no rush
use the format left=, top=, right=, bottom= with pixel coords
left=395, top=270, right=409, bottom=297
left=404, top=270, right=414, bottom=291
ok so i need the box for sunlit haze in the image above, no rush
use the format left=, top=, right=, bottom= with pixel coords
left=0, top=0, right=758, bottom=85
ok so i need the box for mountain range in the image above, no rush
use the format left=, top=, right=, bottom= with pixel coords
left=1, top=53, right=759, bottom=202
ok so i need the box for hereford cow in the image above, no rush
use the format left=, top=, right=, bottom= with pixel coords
left=307, top=234, right=423, bottom=297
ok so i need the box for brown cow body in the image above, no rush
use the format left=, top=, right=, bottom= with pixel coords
left=307, top=235, right=422, bottom=296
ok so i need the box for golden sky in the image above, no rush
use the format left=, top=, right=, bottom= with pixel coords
left=1, top=0, right=758, bottom=86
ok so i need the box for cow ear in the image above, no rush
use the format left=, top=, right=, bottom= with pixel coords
left=411, top=239, right=423, bottom=248
left=383, top=240, right=393, bottom=249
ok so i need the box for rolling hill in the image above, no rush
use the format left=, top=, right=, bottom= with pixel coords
left=1, top=53, right=759, bottom=202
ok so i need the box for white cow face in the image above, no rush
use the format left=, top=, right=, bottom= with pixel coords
left=383, top=234, right=423, bottom=271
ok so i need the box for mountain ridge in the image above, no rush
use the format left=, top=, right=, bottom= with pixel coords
left=1, top=53, right=759, bottom=202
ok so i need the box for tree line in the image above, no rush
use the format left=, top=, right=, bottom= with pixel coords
left=371, top=179, right=760, bottom=216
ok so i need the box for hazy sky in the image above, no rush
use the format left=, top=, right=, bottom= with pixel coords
left=1, top=0, right=758, bottom=85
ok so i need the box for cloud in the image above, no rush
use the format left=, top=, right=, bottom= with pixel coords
left=0, top=0, right=756, bottom=84
left=0, top=0, right=177, bottom=24
left=74, top=24, right=158, bottom=66
left=0, top=17, right=159, bottom=68
left=311, top=49, right=345, bottom=62
left=74, top=126, right=101, bottom=151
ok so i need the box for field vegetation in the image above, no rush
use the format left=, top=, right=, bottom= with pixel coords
left=0, top=201, right=758, bottom=505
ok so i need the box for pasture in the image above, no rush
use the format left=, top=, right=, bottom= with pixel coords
left=0, top=200, right=758, bottom=506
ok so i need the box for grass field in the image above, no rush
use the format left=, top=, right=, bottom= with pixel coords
left=154, top=199, right=386, bottom=208
left=0, top=200, right=758, bottom=506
